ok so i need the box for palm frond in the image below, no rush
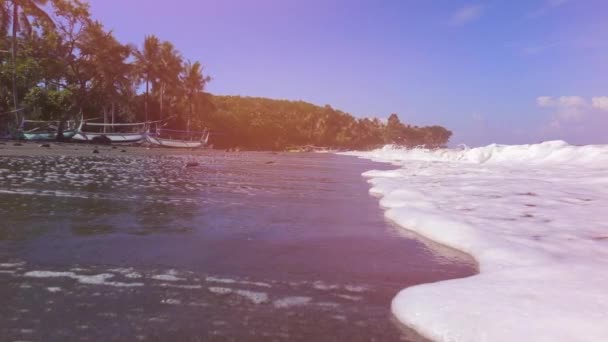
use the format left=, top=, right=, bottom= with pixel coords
left=0, top=1, right=11, bottom=36
left=21, top=0, right=55, bottom=28
left=18, top=11, right=31, bottom=36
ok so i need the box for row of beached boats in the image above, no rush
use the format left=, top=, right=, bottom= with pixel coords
left=9, top=116, right=210, bottom=148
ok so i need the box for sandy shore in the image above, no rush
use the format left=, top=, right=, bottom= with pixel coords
left=0, top=141, right=479, bottom=341
left=0, top=140, right=234, bottom=158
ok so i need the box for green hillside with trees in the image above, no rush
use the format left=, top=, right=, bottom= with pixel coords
left=1, top=0, right=452, bottom=150
left=200, top=95, right=452, bottom=150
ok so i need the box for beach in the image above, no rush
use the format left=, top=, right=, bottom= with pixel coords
left=0, top=142, right=476, bottom=341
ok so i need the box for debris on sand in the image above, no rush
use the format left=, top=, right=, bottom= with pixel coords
left=186, top=161, right=199, bottom=167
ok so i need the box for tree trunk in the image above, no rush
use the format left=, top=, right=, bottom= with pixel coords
left=56, top=112, right=70, bottom=142
left=188, top=94, right=193, bottom=133
left=111, top=102, right=115, bottom=126
left=159, top=83, right=164, bottom=121
left=11, top=3, right=19, bottom=112
left=103, top=107, right=107, bottom=133
left=144, top=78, right=149, bottom=122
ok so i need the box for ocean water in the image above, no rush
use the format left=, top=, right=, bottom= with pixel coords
left=0, top=150, right=475, bottom=341
left=344, top=141, right=608, bottom=342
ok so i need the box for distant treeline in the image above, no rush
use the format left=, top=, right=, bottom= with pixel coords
left=197, top=95, right=452, bottom=150
left=0, top=0, right=452, bottom=150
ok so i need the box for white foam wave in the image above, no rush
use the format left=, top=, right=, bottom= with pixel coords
left=347, top=141, right=608, bottom=341
left=234, top=289, right=268, bottom=304
left=161, top=298, right=182, bottom=305
left=273, top=296, right=312, bottom=309
left=24, top=271, right=144, bottom=287
left=157, top=283, right=202, bottom=290
left=207, top=286, right=268, bottom=304
left=344, top=140, right=608, bottom=165
left=205, top=275, right=272, bottom=288
left=208, top=286, right=233, bottom=295
left=151, top=274, right=183, bottom=282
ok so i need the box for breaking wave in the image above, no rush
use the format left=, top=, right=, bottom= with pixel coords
left=346, top=140, right=608, bottom=165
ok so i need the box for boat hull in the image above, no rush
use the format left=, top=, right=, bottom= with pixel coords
left=22, top=131, right=76, bottom=141
left=72, top=132, right=145, bottom=143
left=146, top=135, right=204, bottom=148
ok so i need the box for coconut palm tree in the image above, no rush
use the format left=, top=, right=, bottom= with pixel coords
left=157, top=41, right=182, bottom=121
left=134, top=35, right=160, bottom=122
left=180, top=60, right=210, bottom=132
left=1, top=0, right=54, bottom=111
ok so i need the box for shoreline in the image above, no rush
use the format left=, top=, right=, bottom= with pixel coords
left=345, top=142, right=608, bottom=341
left=359, top=160, right=482, bottom=341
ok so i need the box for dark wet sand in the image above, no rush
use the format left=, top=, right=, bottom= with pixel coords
left=0, top=141, right=477, bottom=341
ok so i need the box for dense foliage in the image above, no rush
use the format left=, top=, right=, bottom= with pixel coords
left=1, top=0, right=452, bottom=150
left=199, top=95, right=452, bottom=150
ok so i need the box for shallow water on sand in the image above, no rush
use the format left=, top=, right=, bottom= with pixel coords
left=0, top=149, right=476, bottom=341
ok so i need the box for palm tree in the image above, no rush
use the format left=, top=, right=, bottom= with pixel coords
left=83, top=23, right=133, bottom=129
left=157, top=41, right=182, bottom=120
left=181, top=60, right=210, bottom=132
left=134, top=35, right=160, bottom=122
left=1, top=0, right=54, bottom=111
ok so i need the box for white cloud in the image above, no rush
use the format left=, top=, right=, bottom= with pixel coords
left=558, top=96, right=586, bottom=107
left=592, top=97, right=608, bottom=111
left=536, top=96, right=555, bottom=107
left=536, top=96, right=589, bottom=122
left=537, top=95, right=608, bottom=144
left=536, top=96, right=586, bottom=109
left=449, top=5, right=484, bottom=26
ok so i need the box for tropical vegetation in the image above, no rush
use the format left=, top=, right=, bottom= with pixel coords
left=0, top=0, right=452, bottom=150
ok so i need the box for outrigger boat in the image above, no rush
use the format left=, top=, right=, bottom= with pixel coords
left=19, top=119, right=78, bottom=141
left=72, top=118, right=147, bottom=143
left=146, top=126, right=210, bottom=148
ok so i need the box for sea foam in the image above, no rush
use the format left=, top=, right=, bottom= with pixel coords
left=24, top=271, right=144, bottom=288
left=343, top=141, right=608, bottom=341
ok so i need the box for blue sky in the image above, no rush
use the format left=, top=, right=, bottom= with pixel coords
left=88, top=0, right=608, bottom=146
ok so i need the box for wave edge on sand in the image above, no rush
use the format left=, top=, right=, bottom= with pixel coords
left=343, top=141, right=608, bottom=341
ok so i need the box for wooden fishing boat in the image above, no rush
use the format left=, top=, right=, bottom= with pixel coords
left=20, top=120, right=78, bottom=141
left=72, top=120, right=147, bottom=143
left=146, top=128, right=210, bottom=148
